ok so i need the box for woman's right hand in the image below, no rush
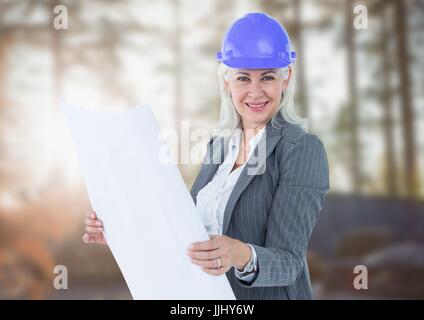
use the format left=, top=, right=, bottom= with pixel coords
left=82, top=209, right=107, bottom=245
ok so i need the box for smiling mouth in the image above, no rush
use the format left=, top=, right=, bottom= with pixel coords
left=245, top=101, right=269, bottom=111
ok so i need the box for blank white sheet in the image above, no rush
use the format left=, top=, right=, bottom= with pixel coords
left=62, top=100, right=235, bottom=300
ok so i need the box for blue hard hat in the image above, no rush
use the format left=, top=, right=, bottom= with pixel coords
left=217, top=12, right=296, bottom=69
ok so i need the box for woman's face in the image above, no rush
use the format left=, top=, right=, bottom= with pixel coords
left=224, top=68, right=291, bottom=129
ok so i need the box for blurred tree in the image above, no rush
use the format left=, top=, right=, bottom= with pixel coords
left=310, top=0, right=367, bottom=194
left=0, top=24, right=12, bottom=112
left=180, top=0, right=236, bottom=186
left=0, top=0, right=69, bottom=110
left=260, top=0, right=311, bottom=122
left=360, top=0, right=399, bottom=196
left=172, top=0, right=182, bottom=134
left=0, top=0, right=148, bottom=208
left=380, top=3, right=398, bottom=197
left=195, top=0, right=235, bottom=125
left=292, top=0, right=309, bottom=120
left=395, top=0, right=418, bottom=198
left=64, top=0, right=150, bottom=108
left=345, top=0, right=360, bottom=194
left=50, top=0, right=64, bottom=110
left=261, top=0, right=337, bottom=131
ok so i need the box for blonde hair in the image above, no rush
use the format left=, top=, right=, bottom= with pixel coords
left=216, top=63, right=308, bottom=134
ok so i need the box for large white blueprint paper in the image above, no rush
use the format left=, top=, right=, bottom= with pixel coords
left=62, top=101, right=235, bottom=300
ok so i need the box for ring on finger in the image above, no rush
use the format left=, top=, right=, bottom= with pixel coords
left=216, top=258, right=221, bottom=269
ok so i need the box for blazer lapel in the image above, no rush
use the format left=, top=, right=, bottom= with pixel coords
left=222, top=120, right=285, bottom=234
left=190, top=134, right=230, bottom=203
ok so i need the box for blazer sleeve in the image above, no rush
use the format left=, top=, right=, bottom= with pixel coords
left=236, top=133, right=330, bottom=288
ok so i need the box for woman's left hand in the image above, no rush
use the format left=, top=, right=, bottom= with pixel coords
left=187, top=235, right=251, bottom=276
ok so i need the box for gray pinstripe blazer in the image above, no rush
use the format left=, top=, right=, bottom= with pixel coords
left=190, top=114, right=329, bottom=300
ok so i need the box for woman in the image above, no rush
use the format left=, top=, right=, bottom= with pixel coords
left=83, top=12, right=329, bottom=300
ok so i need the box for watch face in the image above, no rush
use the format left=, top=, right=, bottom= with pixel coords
left=245, top=262, right=254, bottom=273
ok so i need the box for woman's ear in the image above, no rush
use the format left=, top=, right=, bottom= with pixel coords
left=282, top=67, right=292, bottom=90
left=224, top=79, right=231, bottom=97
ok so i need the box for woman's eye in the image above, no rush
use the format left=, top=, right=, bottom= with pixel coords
left=237, top=76, right=250, bottom=81
left=262, top=76, right=275, bottom=81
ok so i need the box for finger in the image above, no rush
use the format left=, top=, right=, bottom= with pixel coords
left=94, top=233, right=106, bottom=244
left=189, top=239, right=220, bottom=251
left=190, top=258, right=221, bottom=269
left=82, top=233, right=96, bottom=244
left=82, top=233, right=90, bottom=243
left=85, top=218, right=103, bottom=227
left=188, top=249, right=221, bottom=261
left=85, top=225, right=104, bottom=233
left=86, top=209, right=97, bottom=219
left=201, top=267, right=227, bottom=276
left=83, top=233, right=106, bottom=244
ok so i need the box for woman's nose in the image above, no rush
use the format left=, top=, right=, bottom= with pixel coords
left=247, top=80, right=265, bottom=97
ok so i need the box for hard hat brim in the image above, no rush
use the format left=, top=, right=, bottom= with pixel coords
left=221, top=57, right=292, bottom=69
